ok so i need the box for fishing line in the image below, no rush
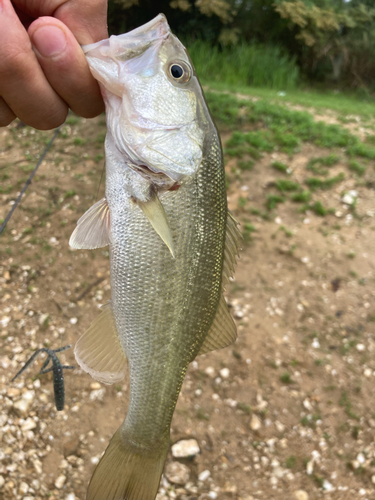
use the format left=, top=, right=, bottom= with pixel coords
left=0, top=122, right=64, bottom=235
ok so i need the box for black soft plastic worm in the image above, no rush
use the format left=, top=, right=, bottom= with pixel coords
left=11, top=345, right=75, bottom=411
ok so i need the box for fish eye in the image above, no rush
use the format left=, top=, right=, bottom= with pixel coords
left=168, top=61, right=191, bottom=83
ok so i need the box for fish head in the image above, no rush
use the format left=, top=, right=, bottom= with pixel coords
left=83, top=14, right=211, bottom=185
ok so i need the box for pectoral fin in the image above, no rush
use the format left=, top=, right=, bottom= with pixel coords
left=74, top=303, right=127, bottom=385
left=137, top=191, right=175, bottom=258
left=69, top=197, right=112, bottom=250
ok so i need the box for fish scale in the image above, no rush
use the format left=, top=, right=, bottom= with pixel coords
left=108, top=147, right=226, bottom=445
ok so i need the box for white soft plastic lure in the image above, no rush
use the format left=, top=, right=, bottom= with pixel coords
left=69, top=14, right=241, bottom=500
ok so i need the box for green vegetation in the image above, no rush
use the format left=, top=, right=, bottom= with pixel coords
left=275, top=180, right=300, bottom=193
left=305, top=173, right=345, bottom=191
left=271, top=161, right=289, bottom=174
left=348, top=160, right=366, bottom=176
left=266, top=194, right=286, bottom=211
left=189, top=40, right=299, bottom=89
left=280, top=371, right=293, bottom=384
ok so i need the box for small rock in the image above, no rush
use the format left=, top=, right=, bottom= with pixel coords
left=208, top=492, right=217, bottom=499
left=65, top=494, right=76, bottom=500
left=371, top=474, right=375, bottom=485
left=311, top=338, right=320, bottom=349
left=90, top=382, right=102, bottom=390
left=306, top=460, right=313, bottom=475
left=89, top=388, right=106, bottom=401
left=198, top=470, right=211, bottom=481
left=18, top=482, right=29, bottom=495
left=55, top=475, right=66, bottom=489
left=356, top=344, right=365, bottom=352
left=165, top=462, right=190, bottom=485
left=7, top=387, right=21, bottom=398
left=219, top=368, right=230, bottom=379
left=21, top=418, right=37, bottom=432
left=323, top=480, right=334, bottom=492
left=275, top=420, right=285, bottom=432
left=13, top=390, right=35, bottom=417
left=294, top=490, right=309, bottom=500
left=204, top=367, right=215, bottom=378
left=171, top=439, right=200, bottom=458
left=250, top=414, right=262, bottom=431
left=224, top=482, right=237, bottom=494
left=0, top=476, right=4, bottom=488
left=357, top=453, right=365, bottom=464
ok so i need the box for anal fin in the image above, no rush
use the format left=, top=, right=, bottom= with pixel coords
left=69, top=197, right=112, bottom=250
left=74, top=303, right=127, bottom=385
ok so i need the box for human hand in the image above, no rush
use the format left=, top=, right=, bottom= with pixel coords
left=0, top=0, right=108, bottom=130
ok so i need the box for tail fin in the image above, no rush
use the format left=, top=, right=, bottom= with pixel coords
left=86, top=428, right=169, bottom=500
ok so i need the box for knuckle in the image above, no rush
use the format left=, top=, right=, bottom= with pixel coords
left=0, top=43, right=32, bottom=75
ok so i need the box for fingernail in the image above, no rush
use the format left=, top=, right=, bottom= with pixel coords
left=32, top=25, right=67, bottom=57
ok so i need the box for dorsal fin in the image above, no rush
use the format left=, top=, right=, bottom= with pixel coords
left=222, top=211, right=242, bottom=289
left=198, top=294, right=237, bottom=355
left=69, top=197, right=112, bottom=250
left=74, top=303, right=127, bottom=385
left=197, top=211, right=241, bottom=356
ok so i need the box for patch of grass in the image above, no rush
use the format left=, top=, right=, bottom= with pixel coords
left=64, top=189, right=77, bottom=199
left=348, top=160, right=366, bottom=176
left=280, top=371, right=293, bottom=384
left=306, top=173, right=345, bottom=190
left=339, top=391, right=360, bottom=421
left=242, top=222, right=256, bottom=243
left=238, top=197, right=247, bottom=209
left=206, top=82, right=375, bottom=118
left=306, top=155, right=339, bottom=175
left=285, top=456, right=297, bottom=469
left=308, top=201, right=333, bottom=216
left=271, top=161, right=289, bottom=174
left=238, top=159, right=255, bottom=171
left=266, top=194, right=286, bottom=210
left=347, top=142, right=375, bottom=159
left=94, top=153, right=104, bottom=163
left=73, top=137, right=86, bottom=146
left=290, top=190, right=311, bottom=203
left=196, top=407, right=210, bottom=421
left=275, top=179, right=300, bottom=192
left=279, top=225, right=293, bottom=237
left=189, top=40, right=300, bottom=90
left=237, top=403, right=252, bottom=414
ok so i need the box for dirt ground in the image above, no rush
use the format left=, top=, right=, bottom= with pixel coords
left=1, top=103, right=375, bottom=500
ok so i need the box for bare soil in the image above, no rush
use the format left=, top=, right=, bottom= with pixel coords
left=1, top=108, right=375, bottom=500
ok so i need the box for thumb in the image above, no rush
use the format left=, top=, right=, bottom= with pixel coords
left=29, top=17, right=104, bottom=118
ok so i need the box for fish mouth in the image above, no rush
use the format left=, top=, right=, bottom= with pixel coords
left=130, top=163, right=180, bottom=191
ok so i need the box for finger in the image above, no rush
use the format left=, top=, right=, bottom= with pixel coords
left=29, top=18, right=104, bottom=119
left=0, top=0, right=68, bottom=129
left=0, top=97, right=16, bottom=127
left=13, top=0, right=108, bottom=44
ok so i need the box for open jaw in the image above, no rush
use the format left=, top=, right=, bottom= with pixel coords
left=130, top=163, right=180, bottom=192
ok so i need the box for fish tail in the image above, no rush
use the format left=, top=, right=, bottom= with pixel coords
left=86, top=427, right=169, bottom=500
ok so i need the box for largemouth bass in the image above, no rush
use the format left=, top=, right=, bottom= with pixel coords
left=69, top=14, right=241, bottom=500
